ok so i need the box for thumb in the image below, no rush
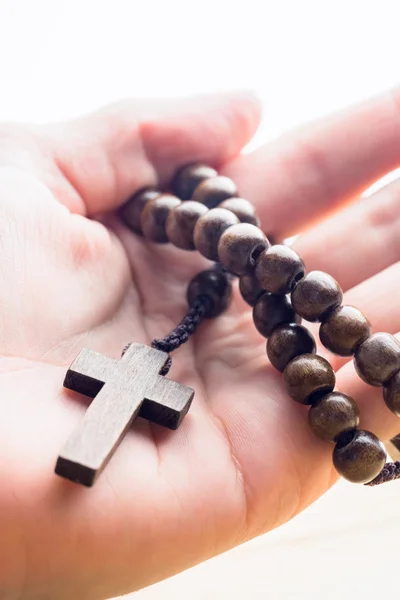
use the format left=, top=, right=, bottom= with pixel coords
left=46, top=91, right=261, bottom=215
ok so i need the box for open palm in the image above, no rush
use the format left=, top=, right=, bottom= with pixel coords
left=1, top=90, right=400, bottom=600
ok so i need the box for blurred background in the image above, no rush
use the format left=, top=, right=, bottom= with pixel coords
left=1, top=0, right=400, bottom=597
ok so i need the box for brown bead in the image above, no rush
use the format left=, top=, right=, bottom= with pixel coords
left=308, top=392, right=360, bottom=442
left=267, top=323, right=316, bottom=372
left=187, top=268, right=232, bottom=318
left=217, top=223, right=270, bottom=275
left=255, top=245, right=305, bottom=295
left=140, top=194, right=181, bottom=243
left=291, top=270, right=343, bottom=322
left=192, top=175, right=237, bottom=208
left=354, top=332, right=400, bottom=386
left=119, top=188, right=160, bottom=234
left=219, top=198, right=260, bottom=226
left=333, top=429, right=386, bottom=484
left=173, top=163, right=218, bottom=200
left=253, top=294, right=299, bottom=339
left=193, top=208, right=239, bottom=260
left=384, top=371, right=400, bottom=417
left=239, top=271, right=265, bottom=307
left=283, top=354, right=335, bottom=405
left=166, top=201, right=208, bottom=250
left=319, top=305, right=371, bottom=357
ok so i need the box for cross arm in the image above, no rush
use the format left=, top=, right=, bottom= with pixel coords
left=140, top=376, right=195, bottom=430
left=63, top=348, right=118, bottom=397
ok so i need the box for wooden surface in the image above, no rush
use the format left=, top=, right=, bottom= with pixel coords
left=56, top=343, right=194, bottom=486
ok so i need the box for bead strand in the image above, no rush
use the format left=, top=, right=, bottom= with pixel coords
left=119, top=163, right=396, bottom=485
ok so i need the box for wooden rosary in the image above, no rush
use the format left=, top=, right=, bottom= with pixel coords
left=55, top=163, right=400, bottom=488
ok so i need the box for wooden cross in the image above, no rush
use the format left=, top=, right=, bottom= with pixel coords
left=55, top=343, right=194, bottom=487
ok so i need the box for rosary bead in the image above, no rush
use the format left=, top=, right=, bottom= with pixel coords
left=255, top=244, right=305, bottom=295
left=192, top=175, right=238, bottom=208
left=187, top=268, right=232, bottom=318
left=239, top=271, right=265, bottom=307
left=193, top=208, right=239, bottom=260
left=219, top=198, right=260, bottom=226
left=173, top=163, right=218, bottom=200
left=217, top=223, right=270, bottom=275
left=253, top=294, right=299, bottom=339
left=140, top=194, right=181, bottom=243
left=354, top=332, right=400, bottom=386
left=319, top=305, right=371, bottom=357
left=120, top=188, right=160, bottom=235
left=333, top=429, right=387, bottom=484
left=166, top=201, right=208, bottom=250
left=291, top=270, right=343, bottom=322
left=383, top=371, right=400, bottom=416
left=283, top=354, right=335, bottom=405
left=308, top=392, right=360, bottom=442
left=267, top=323, right=316, bottom=372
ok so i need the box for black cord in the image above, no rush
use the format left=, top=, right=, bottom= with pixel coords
left=366, top=461, right=400, bottom=486
left=151, top=295, right=210, bottom=375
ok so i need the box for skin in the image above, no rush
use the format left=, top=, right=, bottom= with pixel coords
left=1, top=89, right=400, bottom=600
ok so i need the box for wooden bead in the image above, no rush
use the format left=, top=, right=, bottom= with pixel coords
left=308, top=392, right=360, bottom=442
left=187, top=268, right=232, bottom=318
left=140, top=194, right=181, bottom=243
left=354, top=332, right=400, bottom=386
left=217, top=223, right=270, bottom=275
left=255, top=245, right=305, bottom=295
left=384, top=371, right=400, bottom=417
left=333, top=429, right=386, bottom=484
left=120, top=188, right=160, bottom=234
left=239, top=271, right=265, bottom=307
left=283, top=354, right=335, bottom=405
left=267, top=323, right=316, bottom=372
left=192, top=175, right=237, bottom=208
left=319, top=305, right=371, bottom=356
left=166, top=201, right=208, bottom=250
left=173, top=163, right=218, bottom=200
left=193, top=208, right=239, bottom=260
left=253, top=294, right=299, bottom=339
left=219, top=198, right=260, bottom=226
left=291, top=270, right=343, bottom=322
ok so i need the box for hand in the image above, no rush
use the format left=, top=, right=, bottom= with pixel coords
left=0, top=89, right=399, bottom=600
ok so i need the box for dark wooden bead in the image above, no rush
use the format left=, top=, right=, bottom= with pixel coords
left=354, top=332, right=400, bottom=386
left=219, top=197, right=260, bottom=226
left=239, top=271, right=265, bottom=307
left=267, top=323, right=316, bottom=372
left=140, top=194, right=181, bottom=243
left=173, top=163, right=218, bottom=200
left=333, top=429, right=386, bottom=484
left=308, top=392, right=360, bottom=442
left=253, top=294, right=299, bottom=339
left=192, top=175, right=237, bottom=208
left=255, top=244, right=305, bottom=295
left=166, top=201, right=208, bottom=250
left=187, top=268, right=232, bottom=318
left=218, top=223, right=270, bottom=275
left=384, top=371, right=400, bottom=417
left=319, top=305, right=371, bottom=357
left=291, top=270, right=343, bottom=322
left=120, top=188, right=160, bottom=235
left=193, top=208, right=239, bottom=260
left=283, top=354, right=335, bottom=405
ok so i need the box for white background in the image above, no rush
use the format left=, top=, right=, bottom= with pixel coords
left=1, top=1, right=400, bottom=598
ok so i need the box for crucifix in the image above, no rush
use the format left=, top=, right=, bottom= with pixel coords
left=55, top=343, right=194, bottom=487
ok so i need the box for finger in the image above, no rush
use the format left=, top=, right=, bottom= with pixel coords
left=223, top=87, right=400, bottom=239
left=293, top=177, right=400, bottom=291
left=45, top=91, right=261, bottom=215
